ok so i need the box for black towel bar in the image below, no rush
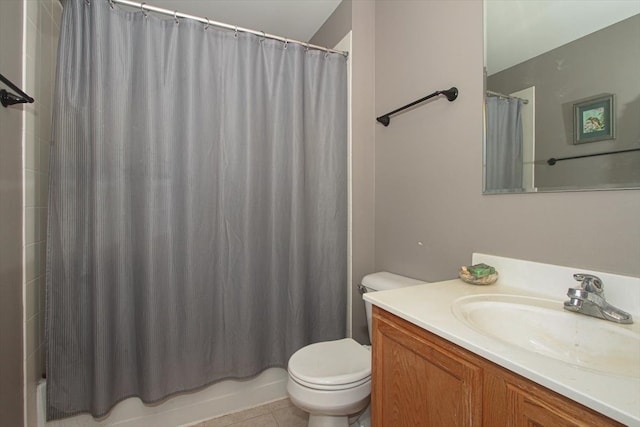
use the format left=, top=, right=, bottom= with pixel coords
left=376, top=87, right=458, bottom=127
left=547, top=147, right=640, bottom=165
left=0, top=72, right=35, bottom=107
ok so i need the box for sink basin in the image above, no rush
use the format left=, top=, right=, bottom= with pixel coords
left=452, top=294, right=640, bottom=378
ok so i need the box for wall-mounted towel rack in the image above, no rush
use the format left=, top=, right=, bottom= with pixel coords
left=376, top=87, right=458, bottom=127
left=547, top=147, right=640, bottom=165
left=0, top=72, right=34, bottom=107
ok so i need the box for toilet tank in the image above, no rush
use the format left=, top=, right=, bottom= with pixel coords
left=360, top=272, right=428, bottom=343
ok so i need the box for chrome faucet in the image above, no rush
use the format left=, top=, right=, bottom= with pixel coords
left=564, top=273, right=633, bottom=324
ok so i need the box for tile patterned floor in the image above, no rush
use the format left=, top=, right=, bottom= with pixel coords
left=190, top=398, right=308, bottom=427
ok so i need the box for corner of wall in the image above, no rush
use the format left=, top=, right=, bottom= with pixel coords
left=309, top=0, right=377, bottom=344
left=349, top=0, right=376, bottom=344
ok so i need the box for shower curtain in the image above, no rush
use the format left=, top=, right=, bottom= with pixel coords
left=485, top=96, right=523, bottom=192
left=46, top=0, right=347, bottom=420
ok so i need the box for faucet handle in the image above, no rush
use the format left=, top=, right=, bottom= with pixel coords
left=573, top=273, right=603, bottom=293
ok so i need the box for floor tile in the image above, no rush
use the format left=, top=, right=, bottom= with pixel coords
left=272, top=405, right=308, bottom=427
left=192, top=398, right=305, bottom=427
left=195, top=404, right=270, bottom=427
left=228, top=413, right=278, bottom=427
left=266, top=398, right=294, bottom=411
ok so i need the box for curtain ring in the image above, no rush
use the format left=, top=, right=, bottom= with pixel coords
left=283, top=38, right=288, bottom=50
left=140, top=2, right=148, bottom=18
left=108, top=0, right=114, bottom=9
left=204, top=17, right=210, bottom=30
left=305, top=42, right=310, bottom=52
left=234, top=26, right=238, bottom=38
left=174, top=10, right=179, bottom=24
left=84, top=0, right=90, bottom=5
left=259, top=31, right=265, bottom=43
left=324, top=49, right=330, bottom=59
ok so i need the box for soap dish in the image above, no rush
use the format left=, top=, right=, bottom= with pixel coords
left=458, top=270, right=499, bottom=286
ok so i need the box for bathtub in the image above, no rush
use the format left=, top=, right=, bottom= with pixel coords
left=37, top=368, right=288, bottom=427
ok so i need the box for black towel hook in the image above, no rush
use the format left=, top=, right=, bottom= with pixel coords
left=0, top=73, right=35, bottom=108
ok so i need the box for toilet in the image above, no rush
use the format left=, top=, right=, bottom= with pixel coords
left=287, top=272, right=427, bottom=427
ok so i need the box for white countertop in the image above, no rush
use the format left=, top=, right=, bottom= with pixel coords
left=364, top=278, right=640, bottom=426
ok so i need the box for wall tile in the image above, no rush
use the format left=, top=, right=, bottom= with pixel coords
left=39, top=207, right=48, bottom=243
left=41, top=0, right=53, bottom=18
left=25, top=0, right=38, bottom=28
left=39, top=171, right=48, bottom=208
left=25, top=24, right=37, bottom=87
left=25, top=279, right=39, bottom=320
left=52, top=0, right=62, bottom=31
left=38, top=16, right=53, bottom=105
left=25, top=243, right=38, bottom=283
left=25, top=170, right=37, bottom=207
left=26, top=105, right=40, bottom=141
left=40, top=140, right=50, bottom=171
left=25, top=376, right=37, bottom=427
left=27, top=349, right=41, bottom=385
left=24, top=115, right=38, bottom=146
left=39, top=272, right=46, bottom=314
left=39, top=314, right=46, bottom=377
left=25, top=135, right=38, bottom=171
left=25, top=207, right=36, bottom=244
left=37, top=105, right=52, bottom=149
left=26, top=314, right=40, bottom=357
left=38, top=241, right=46, bottom=277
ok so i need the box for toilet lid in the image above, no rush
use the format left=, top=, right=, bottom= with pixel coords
left=288, top=338, right=371, bottom=390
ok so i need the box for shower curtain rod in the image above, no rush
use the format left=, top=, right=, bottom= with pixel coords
left=486, top=90, right=529, bottom=104
left=110, top=0, right=348, bottom=57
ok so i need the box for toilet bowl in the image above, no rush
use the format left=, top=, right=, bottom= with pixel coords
left=288, top=338, right=371, bottom=427
left=287, top=272, right=427, bottom=427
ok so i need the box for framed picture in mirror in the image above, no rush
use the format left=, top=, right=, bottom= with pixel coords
left=573, top=94, right=615, bottom=144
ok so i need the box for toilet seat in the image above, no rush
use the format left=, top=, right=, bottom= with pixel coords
left=288, top=338, right=371, bottom=391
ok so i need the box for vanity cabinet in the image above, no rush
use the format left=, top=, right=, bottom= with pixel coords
left=371, top=306, right=624, bottom=427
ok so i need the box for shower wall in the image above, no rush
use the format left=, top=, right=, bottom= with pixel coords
left=23, top=0, right=62, bottom=425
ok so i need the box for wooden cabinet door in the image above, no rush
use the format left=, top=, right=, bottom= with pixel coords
left=372, top=307, right=482, bottom=427
left=507, top=383, right=622, bottom=427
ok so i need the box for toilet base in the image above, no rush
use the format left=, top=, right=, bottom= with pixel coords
left=287, top=376, right=370, bottom=427
left=307, top=405, right=370, bottom=427
left=308, top=414, right=349, bottom=427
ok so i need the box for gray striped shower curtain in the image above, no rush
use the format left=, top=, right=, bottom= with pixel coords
left=46, top=0, right=347, bottom=420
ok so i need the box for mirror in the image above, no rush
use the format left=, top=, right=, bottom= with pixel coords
left=483, top=1, right=640, bottom=193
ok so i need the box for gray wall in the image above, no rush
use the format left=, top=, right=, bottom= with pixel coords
left=374, top=1, right=640, bottom=282
left=313, top=0, right=640, bottom=344
left=488, top=15, right=640, bottom=190
left=0, top=1, right=25, bottom=425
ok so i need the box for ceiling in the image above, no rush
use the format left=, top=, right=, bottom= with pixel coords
left=485, top=1, right=640, bottom=75
left=147, top=0, right=341, bottom=43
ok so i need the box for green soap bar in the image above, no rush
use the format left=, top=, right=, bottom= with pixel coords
left=466, top=263, right=496, bottom=278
